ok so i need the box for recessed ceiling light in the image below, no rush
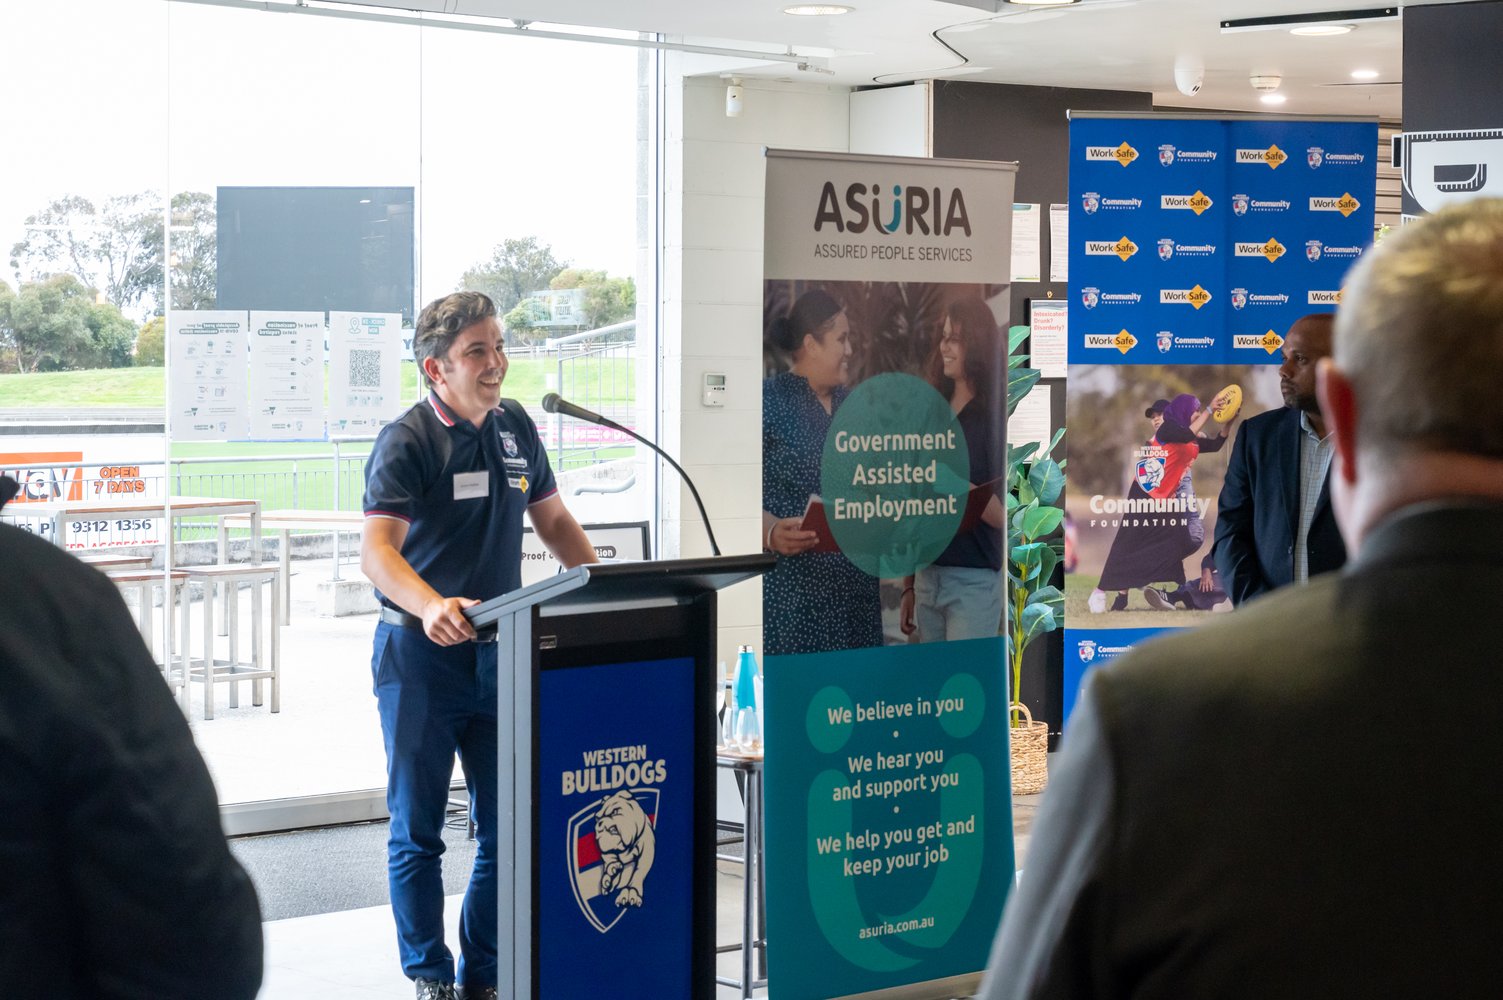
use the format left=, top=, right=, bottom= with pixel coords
left=1290, top=24, right=1354, bottom=35
left=783, top=4, right=853, bottom=14
left=1351, top=68, right=1380, bottom=79
left=1261, top=94, right=1288, bottom=105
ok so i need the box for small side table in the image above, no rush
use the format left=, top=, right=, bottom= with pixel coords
left=716, top=750, right=767, bottom=998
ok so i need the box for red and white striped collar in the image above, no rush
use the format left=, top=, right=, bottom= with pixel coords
left=427, top=392, right=457, bottom=427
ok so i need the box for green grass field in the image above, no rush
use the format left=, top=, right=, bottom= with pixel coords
left=1064, top=572, right=1223, bottom=628
left=0, top=356, right=635, bottom=415
left=0, top=357, right=637, bottom=513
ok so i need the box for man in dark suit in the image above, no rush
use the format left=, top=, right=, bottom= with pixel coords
left=0, top=476, right=264, bottom=999
left=978, top=199, right=1503, bottom=999
left=1211, top=313, right=1346, bottom=607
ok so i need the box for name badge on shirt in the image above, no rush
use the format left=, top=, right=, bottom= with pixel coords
left=453, top=470, right=489, bottom=501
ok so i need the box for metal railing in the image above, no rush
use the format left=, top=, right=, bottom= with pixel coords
left=544, top=321, right=638, bottom=471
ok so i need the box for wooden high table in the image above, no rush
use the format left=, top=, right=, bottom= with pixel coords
left=10, top=495, right=261, bottom=567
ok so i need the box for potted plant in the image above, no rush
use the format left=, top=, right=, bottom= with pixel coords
left=1003, top=324, right=1066, bottom=794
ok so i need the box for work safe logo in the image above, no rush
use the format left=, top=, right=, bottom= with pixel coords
left=568, top=788, right=660, bottom=933
left=1309, top=193, right=1362, bottom=217
left=1160, top=285, right=1212, bottom=309
left=1235, top=238, right=1287, bottom=262
left=1236, top=144, right=1288, bottom=169
left=1085, top=141, right=1140, bottom=167
left=1161, top=191, right=1214, bottom=215
left=1234, top=330, right=1286, bottom=354
left=813, top=182, right=971, bottom=236
left=1308, top=290, right=1343, bottom=305
left=1084, top=329, right=1138, bottom=354
left=1085, top=237, right=1139, bottom=261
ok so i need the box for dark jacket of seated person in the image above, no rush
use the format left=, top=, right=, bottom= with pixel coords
left=0, top=478, right=263, bottom=999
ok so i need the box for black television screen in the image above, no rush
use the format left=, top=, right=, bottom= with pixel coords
left=216, top=186, right=415, bottom=323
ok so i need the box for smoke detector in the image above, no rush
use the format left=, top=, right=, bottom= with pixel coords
left=1250, top=73, right=1282, bottom=93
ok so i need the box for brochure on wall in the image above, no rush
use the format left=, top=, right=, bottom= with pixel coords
left=329, top=311, right=404, bottom=436
left=1049, top=204, right=1069, bottom=282
left=248, top=311, right=325, bottom=440
left=168, top=310, right=249, bottom=441
left=1006, top=383, right=1052, bottom=451
left=1011, top=202, right=1041, bottom=282
left=1027, top=299, right=1068, bottom=379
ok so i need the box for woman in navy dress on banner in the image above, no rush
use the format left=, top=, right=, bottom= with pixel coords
left=900, top=297, right=1007, bottom=642
left=762, top=289, right=882, bottom=655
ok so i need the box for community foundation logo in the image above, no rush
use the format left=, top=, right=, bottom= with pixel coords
left=1232, top=193, right=1249, bottom=216
left=568, top=788, right=661, bottom=933
left=1078, top=640, right=1098, bottom=663
left=1157, top=144, right=1218, bottom=166
left=1308, top=146, right=1367, bottom=168
left=1156, top=330, right=1172, bottom=353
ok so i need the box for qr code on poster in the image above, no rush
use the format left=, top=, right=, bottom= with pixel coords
left=348, top=349, right=381, bottom=388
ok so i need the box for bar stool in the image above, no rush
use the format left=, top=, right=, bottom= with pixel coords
left=182, top=563, right=281, bottom=720
left=105, top=567, right=192, bottom=710
left=716, top=751, right=767, bottom=998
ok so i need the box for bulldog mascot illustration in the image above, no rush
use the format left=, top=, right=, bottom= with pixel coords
left=594, top=790, right=656, bottom=908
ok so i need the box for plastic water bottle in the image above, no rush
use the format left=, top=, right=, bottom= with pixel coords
left=732, top=644, right=762, bottom=752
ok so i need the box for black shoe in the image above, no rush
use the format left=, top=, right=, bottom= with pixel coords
left=415, top=979, right=458, bottom=1000
left=458, top=988, right=498, bottom=1000
left=1141, top=586, right=1174, bottom=612
left=1110, top=592, right=1128, bottom=612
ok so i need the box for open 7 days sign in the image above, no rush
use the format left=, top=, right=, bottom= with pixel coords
left=0, top=439, right=166, bottom=548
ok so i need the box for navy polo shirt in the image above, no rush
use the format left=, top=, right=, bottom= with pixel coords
left=363, top=393, right=558, bottom=605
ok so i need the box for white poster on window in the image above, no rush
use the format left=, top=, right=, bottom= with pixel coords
left=328, top=312, right=404, bottom=436
left=248, top=311, right=325, bottom=440
left=169, top=310, right=249, bottom=441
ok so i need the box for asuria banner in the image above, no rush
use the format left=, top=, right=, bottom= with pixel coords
left=762, top=149, right=1018, bottom=1000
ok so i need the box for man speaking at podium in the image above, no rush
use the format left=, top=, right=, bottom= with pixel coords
left=362, top=291, right=596, bottom=1000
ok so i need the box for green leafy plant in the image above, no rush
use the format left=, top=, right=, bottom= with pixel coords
left=1004, top=324, right=1066, bottom=726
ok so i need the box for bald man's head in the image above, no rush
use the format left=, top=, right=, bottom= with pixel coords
left=1278, top=314, right=1336, bottom=415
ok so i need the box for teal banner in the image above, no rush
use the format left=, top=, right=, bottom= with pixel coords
left=764, top=639, right=1013, bottom=1000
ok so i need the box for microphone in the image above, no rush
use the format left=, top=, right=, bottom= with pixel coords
left=541, top=393, right=722, bottom=557
left=541, top=392, right=621, bottom=430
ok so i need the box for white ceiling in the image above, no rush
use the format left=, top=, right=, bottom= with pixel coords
left=341, top=0, right=1481, bottom=120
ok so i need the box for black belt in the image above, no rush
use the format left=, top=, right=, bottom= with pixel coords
left=380, top=605, right=497, bottom=643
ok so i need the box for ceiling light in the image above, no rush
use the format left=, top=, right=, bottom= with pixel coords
left=1261, top=94, right=1288, bottom=105
left=782, top=4, right=853, bottom=14
left=1290, top=24, right=1353, bottom=35
left=1351, top=68, right=1380, bottom=79
left=1221, top=6, right=1397, bottom=33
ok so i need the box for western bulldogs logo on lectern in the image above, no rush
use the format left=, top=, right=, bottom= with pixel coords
left=568, top=788, right=660, bottom=933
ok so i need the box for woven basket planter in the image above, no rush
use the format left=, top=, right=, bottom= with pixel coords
left=1008, top=702, right=1049, bottom=795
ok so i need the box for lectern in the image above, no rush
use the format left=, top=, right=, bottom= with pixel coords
left=467, top=554, right=774, bottom=1000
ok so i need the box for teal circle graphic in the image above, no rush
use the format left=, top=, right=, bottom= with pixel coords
left=807, top=685, right=855, bottom=753
left=936, top=673, right=985, bottom=738
left=821, top=372, right=969, bottom=578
